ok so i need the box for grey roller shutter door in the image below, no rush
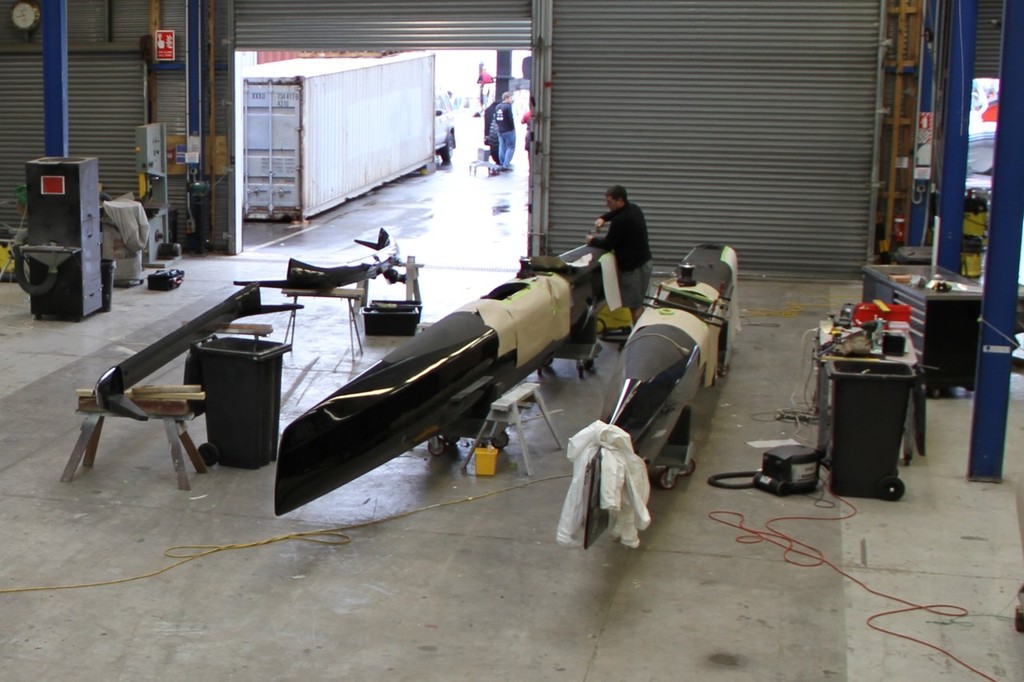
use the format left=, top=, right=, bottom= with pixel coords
left=0, top=54, right=143, bottom=223
left=546, top=1, right=881, bottom=278
left=233, top=0, right=532, bottom=50
left=68, top=55, right=147, bottom=198
left=975, top=0, right=1003, bottom=79
left=0, top=61, right=44, bottom=225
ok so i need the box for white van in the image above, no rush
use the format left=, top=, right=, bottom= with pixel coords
left=435, top=91, right=457, bottom=164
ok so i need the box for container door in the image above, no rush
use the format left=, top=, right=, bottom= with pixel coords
left=243, top=80, right=302, bottom=220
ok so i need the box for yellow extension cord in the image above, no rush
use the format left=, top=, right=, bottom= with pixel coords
left=0, top=475, right=569, bottom=596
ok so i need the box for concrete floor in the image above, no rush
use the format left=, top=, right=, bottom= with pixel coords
left=1, top=154, right=1023, bottom=681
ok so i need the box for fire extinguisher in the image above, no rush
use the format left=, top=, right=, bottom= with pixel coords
left=892, top=214, right=906, bottom=246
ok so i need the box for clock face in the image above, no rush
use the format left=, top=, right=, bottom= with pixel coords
left=11, top=2, right=40, bottom=31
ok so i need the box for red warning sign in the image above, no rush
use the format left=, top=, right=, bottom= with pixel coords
left=917, top=112, right=933, bottom=144
left=155, top=30, right=175, bottom=62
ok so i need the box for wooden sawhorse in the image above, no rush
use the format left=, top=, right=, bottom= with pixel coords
left=61, top=386, right=208, bottom=491
left=281, top=283, right=366, bottom=354
left=462, top=382, right=563, bottom=476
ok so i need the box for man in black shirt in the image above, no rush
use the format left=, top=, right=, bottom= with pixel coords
left=586, top=185, right=653, bottom=323
left=495, top=92, right=517, bottom=170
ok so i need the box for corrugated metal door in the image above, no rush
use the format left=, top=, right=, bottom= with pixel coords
left=546, top=1, right=882, bottom=277
left=0, top=0, right=232, bottom=252
left=69, top=56, right=146, bottom=198
left=0, top=53, right=143, bottom=211
left=233, top=0, right=532, bottom=50
left=975, top=0, right=1003, bottom=78
left=0, top=60, right=44, bottom=225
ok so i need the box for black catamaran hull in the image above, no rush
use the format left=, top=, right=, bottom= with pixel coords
left=274, top=245, right=612, bottom=514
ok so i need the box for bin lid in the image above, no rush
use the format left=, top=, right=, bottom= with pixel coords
left=826, top=359, right=915, bottom=379
left=194, top=336, right=292, bottom=360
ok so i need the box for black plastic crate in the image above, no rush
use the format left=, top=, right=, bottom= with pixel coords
left=362, top=300, right=421, bottom=336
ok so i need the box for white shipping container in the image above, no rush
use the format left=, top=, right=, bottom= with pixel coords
left=243, top=52, right=435, bottom=221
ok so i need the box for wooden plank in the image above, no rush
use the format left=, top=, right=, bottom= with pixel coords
left=281, top=286, right=364, bottom=300
left=78, top=396, right=194, bottom=416
left=129, top=384, right=203, bottom=395
left=76, top=385, right=203, bottom=399
left=218, top=323, right=274, bottom=336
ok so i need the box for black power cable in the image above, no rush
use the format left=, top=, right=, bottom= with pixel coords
left=707, top=470, right=759, bottom=489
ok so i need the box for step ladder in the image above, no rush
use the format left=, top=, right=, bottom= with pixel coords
left=462, top=382, right=563, bottom=476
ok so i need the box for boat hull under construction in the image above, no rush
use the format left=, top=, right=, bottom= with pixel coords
left=601, top=243, right=737, bottom=490
left=274, top=246, right=615, bottom=515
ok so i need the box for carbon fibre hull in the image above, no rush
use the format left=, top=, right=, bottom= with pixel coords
left=274, top=245, right=610, bottom=514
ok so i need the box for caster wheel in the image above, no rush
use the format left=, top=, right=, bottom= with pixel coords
left=198, top=442, right=219, bottom=466
left=876, top=475, right=905, bottom=501
left=489, top=430, right=510, bottom=449
left=680, top=459, right=696, bottom=477
left=427, top=436, right=447, bottom=456
left=656, top=467, right=679, bottom=490
left=1015, top=605, right=1024, bottom=633
left=577, top=362, right=585, bottom=379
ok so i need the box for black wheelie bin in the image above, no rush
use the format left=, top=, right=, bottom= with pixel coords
left=187, top=335, right=291, bottom=469
left=825, top=360, right=915, bottom=500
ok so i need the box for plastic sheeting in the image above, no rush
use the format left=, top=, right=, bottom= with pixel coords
left=557, top=420, right=651, bottom=549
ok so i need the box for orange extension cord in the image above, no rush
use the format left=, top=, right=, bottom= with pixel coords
left=708, top=485, right=1000, bottom=682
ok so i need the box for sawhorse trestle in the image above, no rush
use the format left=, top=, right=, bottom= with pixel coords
left=61, top=386, right=208, bottom=491
left=281, top=282, right=366, bottom=354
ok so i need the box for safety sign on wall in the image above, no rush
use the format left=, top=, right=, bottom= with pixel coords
left=914, top=112, right=933, bottom=180
left=155, top=30, right=175, bottom=62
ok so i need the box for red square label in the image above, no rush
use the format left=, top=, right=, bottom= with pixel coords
left=40, top=176, right=65, bottom=195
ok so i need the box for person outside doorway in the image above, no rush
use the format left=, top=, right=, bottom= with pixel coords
left=495, top=91, right=516, bottom=171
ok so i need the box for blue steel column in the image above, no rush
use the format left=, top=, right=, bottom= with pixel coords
left=967, top=0, right=1024, bottom=481
left=909, top=0, right=940, bottom=247
left=936, top=0, right=977, bottom=272
left=186, top=0, right=206, bottom=252
left=41, top=0, right=68, bottom=157
left=187, top=0, right=202, bottom=163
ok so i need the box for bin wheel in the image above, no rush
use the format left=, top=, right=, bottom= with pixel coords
left=489, top=430, right=510, bottom=449
left=427, top=436, right=447, bottom=456
left=1015, top=605, right=1024, bottom=633
left=198, top=442, right=219, bottom=466
left=876, top=475, right=905, bottom=501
